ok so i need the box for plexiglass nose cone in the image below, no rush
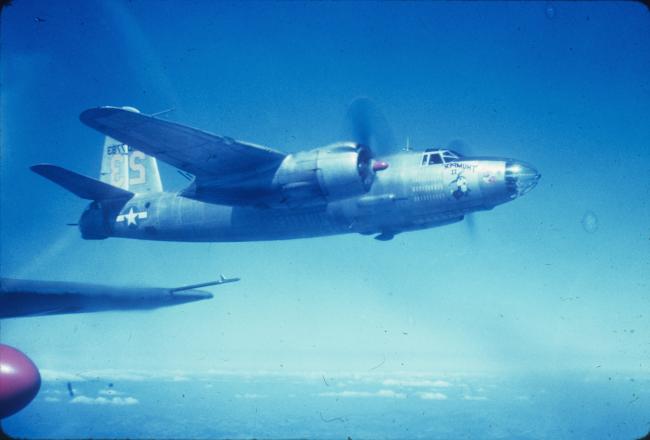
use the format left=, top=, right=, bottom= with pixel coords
left=505, top=161, right=541, bottom=197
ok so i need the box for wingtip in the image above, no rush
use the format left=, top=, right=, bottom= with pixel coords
left=79, top=107, right=104, bottom=126
left=30, top=163, right=56, bottom=175
left=79, top=106, right=141, bottom=126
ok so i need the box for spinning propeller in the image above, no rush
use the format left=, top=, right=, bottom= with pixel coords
left=447, top=139, right=479, bottom=239
left=345, top=98, right=395, bottom=170
left=446, top=139, right=473, bottom=157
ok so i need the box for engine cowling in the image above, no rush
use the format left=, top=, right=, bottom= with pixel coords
left=272, top=142, right=374, bottom=207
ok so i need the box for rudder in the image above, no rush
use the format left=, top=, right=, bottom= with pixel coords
left=99, top=109, right=163, bottom=194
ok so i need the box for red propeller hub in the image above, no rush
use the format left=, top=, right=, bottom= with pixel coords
left=0, top=344, right=41, bottom=419
left=372, top=160, right=389, bottom=172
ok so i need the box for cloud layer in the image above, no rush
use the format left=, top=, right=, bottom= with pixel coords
left=319, top=389, right=406, bottom=399
left=70, top=395, right=139, bottom=406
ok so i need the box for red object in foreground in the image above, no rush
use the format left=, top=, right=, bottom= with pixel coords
left=0, top=344, right=41, bottom=419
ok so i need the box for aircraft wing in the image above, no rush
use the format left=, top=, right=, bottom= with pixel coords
left=80, top=107, right=287, bottom=205
left=0, top=277, right=239, bottom=319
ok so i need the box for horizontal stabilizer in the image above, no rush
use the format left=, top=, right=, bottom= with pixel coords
left=31, top=164, right=134, bottom=201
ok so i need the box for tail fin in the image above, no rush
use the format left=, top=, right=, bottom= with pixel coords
left=100, top=135, right=163, bottom=194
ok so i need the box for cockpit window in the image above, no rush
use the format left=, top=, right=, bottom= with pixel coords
left=442, top=151, right=459, bottom=163
left=422, top=149, right=462, bottom=166
left=428, top=153, right=443, bottom=165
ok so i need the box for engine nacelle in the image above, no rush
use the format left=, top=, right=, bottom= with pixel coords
left=272, top=142, right=374, bottom=207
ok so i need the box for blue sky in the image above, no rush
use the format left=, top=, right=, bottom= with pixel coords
left=1, top=1, right=649, bottom=376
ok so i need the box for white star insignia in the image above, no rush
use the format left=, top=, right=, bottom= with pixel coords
left=116, top=207, right=148, bottom=226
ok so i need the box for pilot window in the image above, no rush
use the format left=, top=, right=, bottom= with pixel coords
left=442, top=153, right=458, bottom=163
left=422, top=153, right=443, bottom=165
left=428, top=153, right=443, bottom=165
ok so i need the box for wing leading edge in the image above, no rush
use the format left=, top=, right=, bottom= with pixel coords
left=80, top=107, right=287, bottom=205
left=0, top=277, right=241, bottom=318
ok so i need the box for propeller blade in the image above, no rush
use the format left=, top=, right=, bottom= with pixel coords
left=465, top=213, right=478, bottom=240
left=346, top=98, right=371, bottom=147
left=447, top=139, right=473, bottom=157
left=345, top=97, right=396, bottom=157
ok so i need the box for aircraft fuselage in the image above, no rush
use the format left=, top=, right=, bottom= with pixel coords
left=80, top=150, right=539, bottom=242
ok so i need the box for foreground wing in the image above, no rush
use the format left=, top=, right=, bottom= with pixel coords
left=80, top=107, right=286, bottom=196
left=0, top=277, right=234, bottom=318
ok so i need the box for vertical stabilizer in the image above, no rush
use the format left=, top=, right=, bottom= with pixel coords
left=126, top=147, right=163, bottom=193
left=99, top=136, right=163, bottom=194
left=100, top=136, right=129, bottom=190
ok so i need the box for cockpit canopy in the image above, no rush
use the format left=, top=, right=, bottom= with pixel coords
left=421, top=149, right=463, bottom=166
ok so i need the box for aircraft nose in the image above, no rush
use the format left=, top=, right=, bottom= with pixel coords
left=505, top=160, right=541, bottom=197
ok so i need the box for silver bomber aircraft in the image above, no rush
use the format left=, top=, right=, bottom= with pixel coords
left=31, top=104, right=541, bottom=242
